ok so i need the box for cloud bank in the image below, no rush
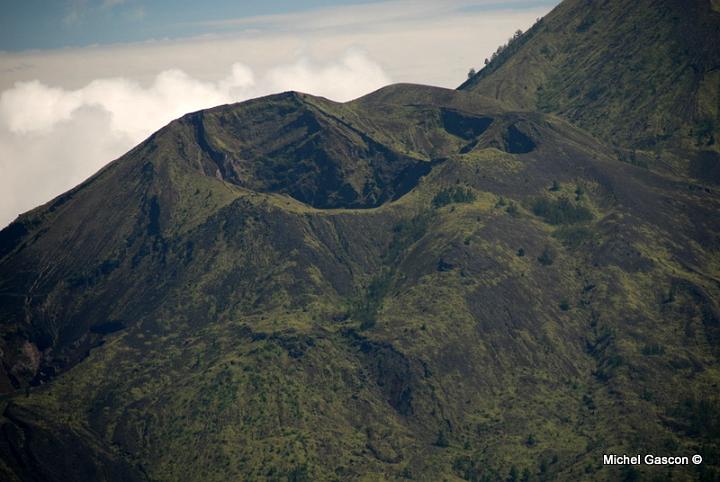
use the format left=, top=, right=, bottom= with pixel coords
left=0, top=52, right=390, bottom=227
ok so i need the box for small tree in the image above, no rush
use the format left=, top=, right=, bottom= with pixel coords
left=575, top=185, right=585, bottom=200
left=484, top=58, right=490, bottom=66
left=435, top=429, right=449, bottom=447
left=468, top=67, right=477, bottom=79
left=537, top=247, right=555, bottom=266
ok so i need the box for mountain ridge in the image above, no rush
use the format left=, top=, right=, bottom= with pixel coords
left=460, top=0, right=720, bottom=160
left=1, top=3, right=720, bottom=481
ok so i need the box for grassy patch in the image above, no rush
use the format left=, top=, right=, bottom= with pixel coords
left=351, top=270, right=392, bottom=330
left=553, top=225, right=595, bottom=248
left=386, top=211, right=433, bottom=262
left=353, top=211, right=434, bottom=330
left=432, top=186, right=476, bottom=209
left=532, top=196, right=593, bottom=225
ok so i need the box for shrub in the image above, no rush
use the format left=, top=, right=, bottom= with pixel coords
left=387, top=212, right=432, bottom=262
left=287, top=465, right=310, bottom=482
left=695, top=117, right=716, bottom=146
left=553, top=225, right=594, bottom=248
left=537, top=247, right=555, bottom=265
left=432, top=186, right=476, bottom=208
left=521, top=468, right=532, bottom=482
left=641, top=343, right=665, bottom=356
left=437, top=258, right=454, bottom=272
left=435, top=429, right=449, bottom=447
left=453, top=457, right=501, bottom=482
left=353, top=271, right=392, bottom=330
left=575, top=185, right=585, bottom=200
left=532, top=196, right=593, bottom=225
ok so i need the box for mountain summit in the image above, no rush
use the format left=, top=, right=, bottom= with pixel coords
left=1, top=2, right=719, bottom=481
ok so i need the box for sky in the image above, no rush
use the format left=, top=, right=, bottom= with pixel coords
left=0, top=0, right=558, bottom=228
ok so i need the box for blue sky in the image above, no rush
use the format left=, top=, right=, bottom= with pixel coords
left=1, top=0, right=557, bottom=51
left=1, top=0, right=391, bottom=51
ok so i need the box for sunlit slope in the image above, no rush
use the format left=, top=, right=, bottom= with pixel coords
left=461, top=0, right=720, bottom=167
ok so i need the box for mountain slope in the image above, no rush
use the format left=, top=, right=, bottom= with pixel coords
left=460, top=0, right=720, bottom=162
left=0, top=83, right=718, bottom=481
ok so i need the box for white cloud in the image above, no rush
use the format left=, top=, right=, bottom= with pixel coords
left=0, top=52, right=391, bottom=227
left=264, top=52, right=390, bottom=103
left=0, top=81, right=82, bottom=133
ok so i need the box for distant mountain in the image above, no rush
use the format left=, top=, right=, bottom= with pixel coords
left=1, top=2, right=719, bottom=481
left=461, top=0, right=720, bottom=175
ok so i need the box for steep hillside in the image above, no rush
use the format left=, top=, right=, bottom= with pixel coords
left=460, top=0, right=720, bottom=172
left=0, top=83, right=718, bottom=481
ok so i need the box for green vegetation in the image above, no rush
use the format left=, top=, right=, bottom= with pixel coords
left=506, top=201, right=520, bottom=217
left=695, top=117, right=716, bottom=146
left=641, top=343, right=665, bottom=356
left=435, top=429, right=450, bottom=448
left=351, top=270, right=392, bottom=330
left=537, top=247, right=555, bottom=265
left=532, top=196, right=593, bottom=225
left=574, top=185, right=585, bottom=200
left=460, top=19, right=542, bottom=84
left=352, top=211, right=434, bottom=330
left=553, top=225, right=595, bottom=248
left=432, top=186, right=476, bottom=208
left=386, top=211, right=433, bottom=262
left=671, top=396, right=720, bottom=442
